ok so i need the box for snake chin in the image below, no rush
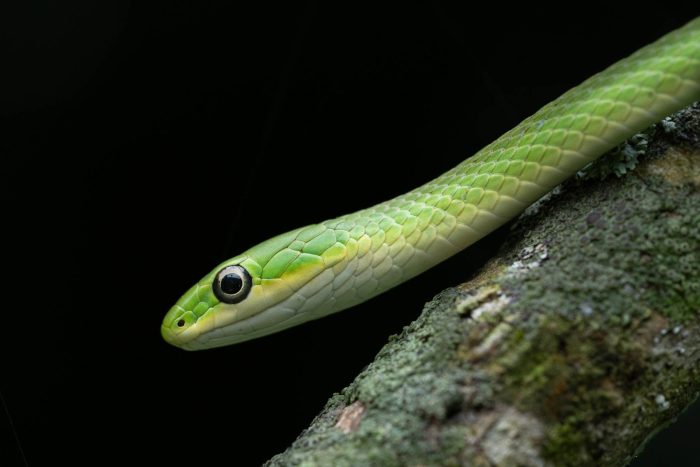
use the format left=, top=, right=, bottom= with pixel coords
left=179, top=302, right=320, bottom=350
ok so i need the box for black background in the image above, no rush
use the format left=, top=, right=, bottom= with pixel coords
left=2, top=2, right=698, bottom=466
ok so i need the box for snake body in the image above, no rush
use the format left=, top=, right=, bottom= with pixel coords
left=162, top=18, right=700, bottom=350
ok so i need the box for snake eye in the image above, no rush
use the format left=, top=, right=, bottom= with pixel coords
left=213, top=265, right=252, bottom=304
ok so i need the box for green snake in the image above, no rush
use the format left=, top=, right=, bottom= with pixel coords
left=162, top=18, right=700, bottom=350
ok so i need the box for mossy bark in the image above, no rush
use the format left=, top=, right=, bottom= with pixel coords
left=265, top=104, right=700, bottom=467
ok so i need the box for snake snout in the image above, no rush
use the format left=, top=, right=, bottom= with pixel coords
left=161, top=305, right=198, bottom=348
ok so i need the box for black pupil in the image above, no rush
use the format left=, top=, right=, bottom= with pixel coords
left=220, top=273, right=243, bottom=295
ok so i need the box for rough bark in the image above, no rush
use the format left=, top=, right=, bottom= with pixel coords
left=266, top=104, right=700, bottom=467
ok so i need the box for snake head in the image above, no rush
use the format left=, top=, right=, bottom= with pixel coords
left=160, top=254, right=247, bottom=350
left=161, top=225, right=350, bottom=350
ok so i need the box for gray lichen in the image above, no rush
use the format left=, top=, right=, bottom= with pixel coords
left=576, top=132, right=649, bottom=181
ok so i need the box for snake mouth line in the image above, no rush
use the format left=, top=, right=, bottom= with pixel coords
left=182, top=302, right=309, bottom=350
left=179, top=272, right=329, bottom=350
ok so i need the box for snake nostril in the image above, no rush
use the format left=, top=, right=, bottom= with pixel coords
left=177, top=319, right=185, bottom=328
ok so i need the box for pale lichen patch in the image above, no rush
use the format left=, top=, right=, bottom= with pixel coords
left=454, top=284, right=500, bottom=317
left=481, top=407, right=546, bottom=467
left=467, top=321, right=514, bottom=363
left=335, top=401, right=366, bottom=434
left=654, top=394, right=670, bottom=411
left=470, top=295, right=512, bottom=322
left=641, top=147, right=700, bottom=187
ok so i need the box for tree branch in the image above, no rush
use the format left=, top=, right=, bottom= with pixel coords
left=266, top=104, right=700, bottom=466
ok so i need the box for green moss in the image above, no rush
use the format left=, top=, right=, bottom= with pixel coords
left=543, top=423, right=589, bottom=466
